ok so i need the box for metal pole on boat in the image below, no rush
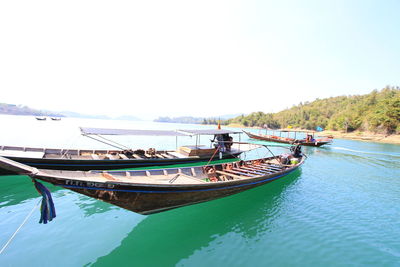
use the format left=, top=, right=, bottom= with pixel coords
left=239, top=133, right=241, bottom=150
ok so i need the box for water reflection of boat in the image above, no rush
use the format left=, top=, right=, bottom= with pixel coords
left=0, top=128, right=254, bottom=175
left=0, top=146, right=305, bottom=215
left=93, top=169, right=301, bottom=266
left=244, top=130, right=332, bottom=147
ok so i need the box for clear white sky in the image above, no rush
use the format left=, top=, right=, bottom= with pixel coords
left=1, top=0, right=399, bottom=119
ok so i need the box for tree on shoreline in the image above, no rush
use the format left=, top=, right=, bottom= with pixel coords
left=225, top=86, right=400, bottom=134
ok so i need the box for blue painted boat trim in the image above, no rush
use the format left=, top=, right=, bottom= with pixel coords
left=27, top=159, right=211, bottom=167
left=58, top=168, right=297, bottom=194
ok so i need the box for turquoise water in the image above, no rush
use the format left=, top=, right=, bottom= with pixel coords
left=0, top=115, right=399, bottom=266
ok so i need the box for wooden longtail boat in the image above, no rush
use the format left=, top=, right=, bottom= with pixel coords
left=35, top=116, right=47, bottom=121
left=244, top=130, right=332, bottom=147
left=0, top=128, right=254, bottom=175
left=0, top=147, right=304, bottom=215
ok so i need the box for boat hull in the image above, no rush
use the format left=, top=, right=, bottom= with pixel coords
left=245, top=131, right=295, bottom=144
left=244, top=131, right=331, bottom=147
left=36, top=167, right=299, bottom=215
left=297, top=141, right=330, bottom=147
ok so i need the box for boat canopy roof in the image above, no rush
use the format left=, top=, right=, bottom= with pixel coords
left=80, top=127, right=188, bottom=136
left=278, top=129, right=315, bottom=133
left=178, top=129, right=242, bottom=135
left=80, top=127, right=241, bottom=137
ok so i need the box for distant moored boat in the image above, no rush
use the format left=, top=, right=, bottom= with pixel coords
left=244, top=129, right=332, bottom=147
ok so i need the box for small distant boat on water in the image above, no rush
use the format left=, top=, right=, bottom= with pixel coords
left=244, top=129, right=332, bottom=147
left=35, top=116, right=47, bottom=121
left=0, top=145, right=305, bottom=215
left=0, top=127, right=257, bottom=175
left=50, top=117, right=61, bottom=121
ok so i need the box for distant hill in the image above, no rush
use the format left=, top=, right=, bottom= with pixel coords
left=0, top=103, right=141, bottom=121
left=154, top=116, right=205, bottom=124
left=0, top=103, right=64, bottom=117
left=219, top=113, right=244, bottom=120
left=59, top=111, right=111, bottom=120
left=225, top=86, right=400, bottom=134
left=154, top=114, right=242, bottom=124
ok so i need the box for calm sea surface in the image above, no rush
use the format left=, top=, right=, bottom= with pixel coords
left=0, top=115, right=399, bottom=266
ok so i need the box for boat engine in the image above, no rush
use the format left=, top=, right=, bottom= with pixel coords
left=290, top=144, right=302, bottom=158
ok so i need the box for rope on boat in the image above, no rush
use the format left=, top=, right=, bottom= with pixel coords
left=60, top=134, right=80, bottom=159
left=96, top=134, right=132, bottom=150
left=204, top=145, right=221, bottom=167
left=83, top=134, right=129, bottom=150
left=0, top=199, right=41, bottom=255
left=33, top=179, right=56, bottom=224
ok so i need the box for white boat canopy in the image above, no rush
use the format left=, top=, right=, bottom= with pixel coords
left=178, top=129, right=242, bottom=135
left=80, top=127, right=242, bottom=137
left=80, top=127, right=188, bottom=136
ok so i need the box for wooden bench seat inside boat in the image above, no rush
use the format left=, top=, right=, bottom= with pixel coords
left=215, top=170, right=250, bottom=180
left=80, top=171, right=207, bottom=184
left=161, top=153, right=174, bottom=159
left=167, top=151, right=188, bottom=158
left=105, top=154, right=119, bottom=160
left=233, top=167, right=269, bottom=175
left=179, top=146, right=216, bottom=156
left=119, top=154, right=129, bottom=159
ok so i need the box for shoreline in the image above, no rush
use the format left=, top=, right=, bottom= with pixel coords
left=318, top=130, right=400, bottom=145
left=226, top=123, right=400, bottom=145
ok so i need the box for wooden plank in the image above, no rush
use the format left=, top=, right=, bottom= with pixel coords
left=258, top=163, right=283, bottom=170
left=215, top=170, right=245, bottom=180
left=167, top=151, right=188, bottom=159
left=244, top=165, right=279, bottom=173
left=222, top=169, right=255, bottom=177
left=132, top=154, right=144, bottom=159
left=233, top=167, right=269, bottom=175
left=105, top=154, right=119, bottom=160
left=119, top=154, right=129, bottom=160
left=0, top=150, right=45, bottom=159
left=170, top=173, right=206, bottom=184
left=244, top=165, right=268, bottom=171
left=249, top=165, right=280, bottom=173
left=162, top=153, right=174, bottom=159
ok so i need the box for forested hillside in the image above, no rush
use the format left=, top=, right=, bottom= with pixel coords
left=155, top=117, right=225, bottom=125
left=225, top=86, right=400, bottom=134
